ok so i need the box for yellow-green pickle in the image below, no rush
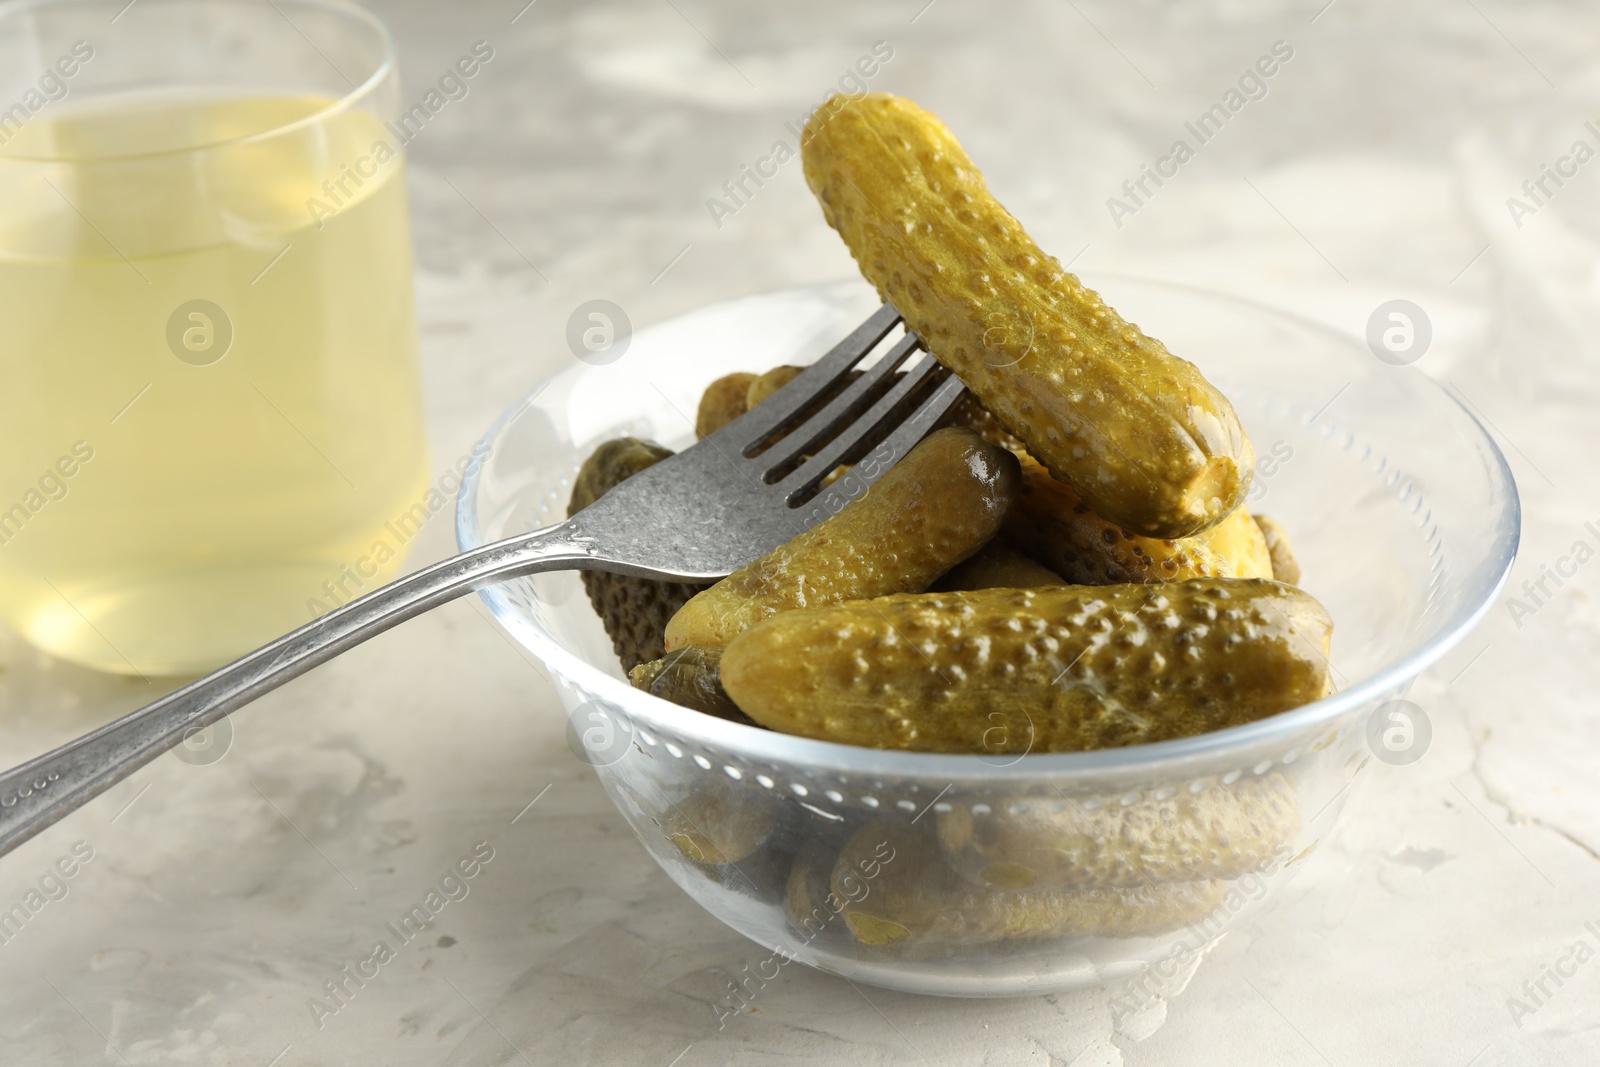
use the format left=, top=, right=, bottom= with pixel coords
left=744, top=365, right=804, bottom=410
left=663, top=426, right=1021, bottom=649
left=1254, top=513, right=1302, bottom=584
left=931, top=541, right=1063, bottom=591
left=654, top=776, right=780, bottom=867
left=568, top=438, right=708, bottom=670
left=801, top=92, right=1254, bottom=537
left=784, top=833, right=874, bottom=948
left=695, top=372, right=756, bottom=438
left=829, top=821, right=1225, bottom=948
left=935, top=774, right=1301, bottom=889
left=719, top=580, right=1332, bottom=753
left=628, top=646, right=755, bottom=726
left=1004, top=451, right=1270, bottom=584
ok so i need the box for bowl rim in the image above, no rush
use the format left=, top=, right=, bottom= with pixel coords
left=457, top=277, right=1521, bottom=780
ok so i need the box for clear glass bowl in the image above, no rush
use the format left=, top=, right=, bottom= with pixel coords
left=457, top=279, right=1519, bottom=997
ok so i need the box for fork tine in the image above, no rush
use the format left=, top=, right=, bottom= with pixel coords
left=779, top=350, right=945, bottom=496
left=793, top=371, right=966, bottom=519
left=758, top=331, right=923, bottom=476
left=713, top=303, right=902, bottom=453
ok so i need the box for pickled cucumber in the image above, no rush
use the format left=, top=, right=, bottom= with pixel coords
left=568, top=438, right=708, bottom=671
left=831, top=820, right=1225, bottom=947
left=695, top=372, right=756, bottom=438
left=1004, top=451, right=1234, bottom=584
left=931, top=542, right=1063, bottom=591
left=939, top=390, right=1026, bottom=451
left=802, top=92, right=1253, bottom=538
left=785, top=833, right=873, bottom=947
left=747, top=366, right=1016, bottom=452
left=663, top=427, right=1020, bottom=649
left=628, top=646, right=756, bottom=726
left=935, top=774, right=1300, bottom=890
left=745, top=365, right=803, bottom=410
left=655, top=777, right=780, bottom=866
left=1198, top=508, right=1274, bottom=580
left=720, top=580, right=1333, bottom=753
left=1254, top=514, right=1302, bottom=585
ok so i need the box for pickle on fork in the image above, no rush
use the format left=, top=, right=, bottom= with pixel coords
left=802, top=92, right=1254, bottom=537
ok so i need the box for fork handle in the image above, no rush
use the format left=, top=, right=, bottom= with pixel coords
left=0, top=520, right=596, bottom=858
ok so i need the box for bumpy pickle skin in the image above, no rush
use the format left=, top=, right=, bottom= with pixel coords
left=568, top=438, right=708, bottom=671
left=931, top=541, right=1063, bottom=591
left=801, top=92, right=1253, bottom=538
left=662, top=427, right=1021, bottom=649
left=936, top=774, right=1300, bottom=890
left=628, top=646, right=758, bottom=726
left=1253, top=514, right=1302, bottom=585
left=695, top=372, right=757, bottom=439
left=831, top=820, right=1225, bottom=948
left=720, top=579, right=1333, bottom=753
left=938, top=390, right=1026, bottom=451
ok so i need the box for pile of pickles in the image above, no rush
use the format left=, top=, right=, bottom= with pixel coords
left=564, top=92, right=1334, bottom=955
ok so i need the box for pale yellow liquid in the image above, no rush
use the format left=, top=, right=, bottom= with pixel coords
left=0, top=95, right=428, bottom=674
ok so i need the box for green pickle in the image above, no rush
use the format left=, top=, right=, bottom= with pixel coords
left=1005, top=451, right=1262, bottom=585
left=936, top=774, right=1301, bottom=889
left=628, top=646, right=756, bottom=726
left=663, top=427, right=1021, bottom=649
left=695, top=372, right=756, bottom=438
left=655, top=777, right=780, bottom=866
left=1254, top=513, right=1302, bottom=585
left=568, top=438, right=708, bottom=671
left=745, top=365, right=804, bottom=410
left=930, top=541, right=1063, bottom=591
left=720, top=579, right=1332, bottom=753
left=830, top=820, right=1224, bottom=948
left=801, top=93, right=1254, bottom=538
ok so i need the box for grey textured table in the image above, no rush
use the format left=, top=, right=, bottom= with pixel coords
left=3, top=1, right=1597, bottom=1063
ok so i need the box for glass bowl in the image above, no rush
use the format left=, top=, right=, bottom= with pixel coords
left=457, top=278, right=1518, bottom=997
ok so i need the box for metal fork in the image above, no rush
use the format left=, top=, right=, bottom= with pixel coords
left=0, top=304, right=962, bottom=857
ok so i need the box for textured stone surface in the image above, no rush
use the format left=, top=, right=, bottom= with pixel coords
left=1, top=0, right=1597, bottom=1063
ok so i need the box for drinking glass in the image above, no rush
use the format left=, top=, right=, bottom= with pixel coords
left=0, top=0, right=429, bottom=675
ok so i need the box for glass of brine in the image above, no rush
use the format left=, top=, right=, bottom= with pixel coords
left=0, top=0, right=429, bottom=675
